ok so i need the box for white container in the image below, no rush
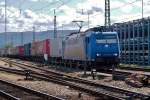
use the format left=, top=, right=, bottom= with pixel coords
left=50, top=38, right=62, bottom=58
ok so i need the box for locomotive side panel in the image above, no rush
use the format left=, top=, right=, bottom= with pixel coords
left=63, top=35, right=86, bottom=61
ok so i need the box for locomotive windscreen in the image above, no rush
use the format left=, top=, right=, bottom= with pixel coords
left=96, top=33, right=118, bottom=44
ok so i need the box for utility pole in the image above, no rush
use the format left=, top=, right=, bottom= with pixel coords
left=21, top=32, right=23, bottom=45
left=142, top=0, right=143, bottom=18
left=81, top=9, right=84, bottom=15
left=61, top=24, right=64, bottom=37
left=105, top=0, right=116, bottom=79
left=88, top=12, right=90, bottom=29
left=54, top=9, right=57, bottom=38
left=19, top=9, right=23, bottom=46
left=33, top=26, right=35, bottom=42
left=19, top=9, right=22, bottom=16
left=105, top=0, right=110, bottom=30
left=11, top=34, right=13, bottom=46
left=5, top=0, right=7, bottom=47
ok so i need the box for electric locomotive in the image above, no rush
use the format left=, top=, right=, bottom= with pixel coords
left=63, top=30, right=120, bottom=69
left=86, top=31, right=120, bottom=67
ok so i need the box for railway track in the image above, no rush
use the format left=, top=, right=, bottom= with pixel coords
left=0, top=58, right=150, bottom=100
left=104, top=68, right=150, bottom=81
left=119, top=65, right=150, bottom=72
left=3, top=57, right=150, bottom=81
left=0, top=90, right=19, bottom=100
left=0, top=78, right=64, bottom=100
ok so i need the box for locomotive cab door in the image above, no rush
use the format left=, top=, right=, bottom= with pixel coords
left=85, top=36, right=95, bottom=61
left=85, top=37, right=90, bottom=61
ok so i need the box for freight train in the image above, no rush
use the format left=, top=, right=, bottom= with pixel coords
left=0, top=29, right=120, bottom=70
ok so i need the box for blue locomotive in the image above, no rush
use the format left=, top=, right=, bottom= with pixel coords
left=63, top=30, right=120, bottom=69
left=87, top=31, right=120, bottom=66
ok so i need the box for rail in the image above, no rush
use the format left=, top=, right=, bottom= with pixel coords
left=0, top=78, right=65, bottom=100
left=0, top=90, right=20, bottom=100
left=0, top=58, right=150, bottom=100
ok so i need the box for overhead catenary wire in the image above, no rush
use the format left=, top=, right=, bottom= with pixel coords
left=111, top=0, right=141, bottom=11
left=80, top=0, right=145, bottom=25
left=2, top=0, right=72, bottom=31
left=78, top=0, right=141, bottom=21
left=18, top=0, right=26, bottom=10
left=31, top=0, right=62, bottom=12
left=30, top=0, right=72, bottom=13
left=113, top=14, right=142, bottom=23
left=5, top=0, right=67, bottom=15
left=48, top=0, right=72, bottom=14
left=1, top=0, right=146, bottom=34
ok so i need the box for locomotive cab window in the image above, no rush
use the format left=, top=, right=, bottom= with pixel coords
left=96, top=34, right=118, bottom=44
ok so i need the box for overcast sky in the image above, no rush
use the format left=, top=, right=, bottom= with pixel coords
left=0, top=0, right=149, bottom=32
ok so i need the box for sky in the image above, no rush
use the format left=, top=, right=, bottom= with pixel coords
left=0, top=0, right=149, bottom=32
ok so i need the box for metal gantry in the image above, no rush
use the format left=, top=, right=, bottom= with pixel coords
left=5, top=0, right=7, bottom=47
left=105, top=0, right=110, bottom=29
left=113, top=17, right=150, bottom=65
left=54, top=9, right=57, bottom=38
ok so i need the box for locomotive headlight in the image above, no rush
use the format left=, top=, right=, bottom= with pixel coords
left=105, top=44, right=109, bottom=47
left=96, top=53, right=101, bottom=56
left=113, top=53, right=118, bottom=56
left=96, top=54, right=99, bottom=56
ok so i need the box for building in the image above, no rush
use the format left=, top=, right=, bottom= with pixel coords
left=112, top=17, right=150, bottom=65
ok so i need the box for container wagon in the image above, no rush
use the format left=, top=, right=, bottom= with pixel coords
left=49, top=38, right=63, bottom=65
left=24, top=43, right=31, bottom=60
left=0, top=48, right=6, bottom=57
left=31, top=39, right=50, bottom=62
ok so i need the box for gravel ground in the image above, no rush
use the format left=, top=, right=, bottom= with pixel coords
left=2, top=59, right=150, bottom=97
left=0, top=97, right=7, bottom=100
left=0, top=60, right=24, bottom=70
left=73, top=71, right=150, bottom=95
left=0, top=71, right=99, bottom=100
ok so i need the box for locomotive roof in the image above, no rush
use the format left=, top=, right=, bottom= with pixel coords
left=66, top=31, right=117, bottom=40
left=102, top=32, right=117, bottom=34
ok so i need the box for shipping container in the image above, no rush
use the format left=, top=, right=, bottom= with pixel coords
left=50, top=38, right=62, bottom=58
left=31, top=39, right=50, bottom=56
left=24, top=43, right=31, bottom=56
left=12, top=47, right=19, bottom=55
left=0, top=48, right=6, bottom=56
left=18, top=46, right=24, bottom=56
left=7, top=47, right=14, bottom=55
left=4, top=48, right=8, bottom=56
left=7, top=47, right=19, bottom=56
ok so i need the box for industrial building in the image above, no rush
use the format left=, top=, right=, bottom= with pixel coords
left=112, top=17, right=150, bottom=65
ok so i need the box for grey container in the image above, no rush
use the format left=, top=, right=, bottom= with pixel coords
left=50, top=38, right=62, bottom=58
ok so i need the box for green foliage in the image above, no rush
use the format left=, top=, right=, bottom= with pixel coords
left=4, top=43, right=13, bottom=49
